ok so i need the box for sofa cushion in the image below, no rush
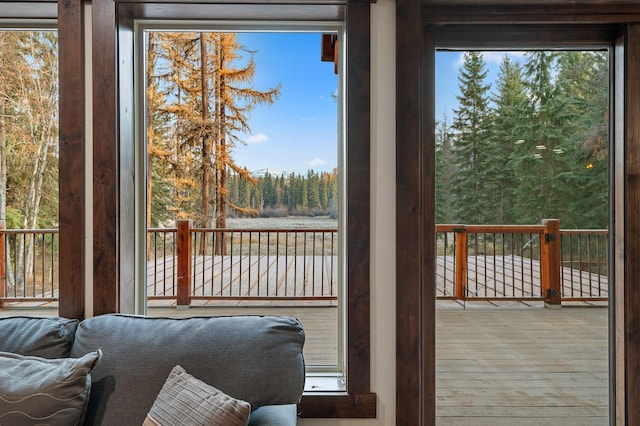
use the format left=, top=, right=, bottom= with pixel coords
left=247, top=405, right=298, bottom=426
left=71, top=314, right=305, bottom=425
left=143, top=365, right=251, bottom=426
left=0, top=316, right=78, bottom=358
left=0, top=350, right=101, bottom=426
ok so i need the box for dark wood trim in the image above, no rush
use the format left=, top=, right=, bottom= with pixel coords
left=298, top=394, right=376, bottom=417
left=345, top=0, right=371, bottom=398
left=92, top=0, right=119, bottom=315
left=427, top=24, right=618, bottom=48
left=58, top=0, right=85, bottom=320
left=622, top=23, right=640, bottom=426
left=396, top=0, right=434, bottom=424
left=424, top=5, right=640, bottom=25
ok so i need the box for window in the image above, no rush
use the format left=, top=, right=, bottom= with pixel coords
left=109, top=1, right=375, bottom=418
left=434, top=47, right=610, bottom=422
left=395, top=21, right=620, bottom=424
left=0, top=25, right=60, bottom=315
left=136, top=24, right=345, bottom=383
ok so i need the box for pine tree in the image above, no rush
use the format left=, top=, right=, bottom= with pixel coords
left=490, top=55, right=529, bottom=224
left=435, top=112, right=455, bottom=223
left=552, top=51, right=609, bottom=228
left=451, top=52, right=493, bottom=224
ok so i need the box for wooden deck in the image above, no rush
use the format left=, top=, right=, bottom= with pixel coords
left=436, top=301, right=608, bottom=425
left=0, top=301, right=608, bottom=424
left=147, top=255, right=338, bottom=305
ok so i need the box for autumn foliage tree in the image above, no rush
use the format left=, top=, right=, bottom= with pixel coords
left=147, top=32, right=280, bottom=252
left=0, top=31, right=59, bottom=285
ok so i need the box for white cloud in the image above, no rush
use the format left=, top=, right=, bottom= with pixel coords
left=307, top=157, right=327, bottom=167
left=245, top=133, right=269, bottom=145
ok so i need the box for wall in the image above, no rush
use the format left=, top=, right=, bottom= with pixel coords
left=299, top=0, right=397, bottom=424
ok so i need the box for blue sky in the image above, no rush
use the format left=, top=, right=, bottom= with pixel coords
left=436, top=50, right=526, bottom=121
left=228, top=39, right=529, bottom=174
left=230, top=32, right=338, bottom=175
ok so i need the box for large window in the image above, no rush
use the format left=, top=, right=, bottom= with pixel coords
left=135, top=23, right=346, bottom=385
left=434, top=47, right=610, bottom=422
left=0, top=27, right=59, bottom=314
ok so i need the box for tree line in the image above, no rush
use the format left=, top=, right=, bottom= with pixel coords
left=437, top=51, right=608, bottom=229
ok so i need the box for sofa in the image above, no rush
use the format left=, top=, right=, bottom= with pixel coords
left=0, top=314, right=306, bottom=425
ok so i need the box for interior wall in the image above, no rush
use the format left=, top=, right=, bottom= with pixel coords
left=299, top=0, right=397, bottom=424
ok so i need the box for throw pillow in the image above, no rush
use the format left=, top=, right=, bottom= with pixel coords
left=0, top=350, right=102, bottom=426
left=143, top=365, right=251, bottom=426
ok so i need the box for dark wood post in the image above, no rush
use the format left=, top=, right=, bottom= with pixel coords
left=454, top=227, right=468, bottom=300
left=176, top=220, right=192, bottom=308
left=0, top=220, right=5, bottom=309
left=541, top=219, right=561, bottom=307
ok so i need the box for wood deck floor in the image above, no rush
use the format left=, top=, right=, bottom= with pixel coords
left=436, top=301, right=608, bottom=425
left=0, top=301, right=608, bottom=424
left=147, top=255, right=338, bottom=304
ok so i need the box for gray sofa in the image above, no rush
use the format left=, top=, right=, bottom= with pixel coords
left=0, top=314, right=306, bottom=425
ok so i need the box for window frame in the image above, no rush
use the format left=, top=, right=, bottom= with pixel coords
left=86, top=0, right=376, bottom=418
left=134, top=21, right=347, bottom=379
left=396, top=7, right=627, bottom=423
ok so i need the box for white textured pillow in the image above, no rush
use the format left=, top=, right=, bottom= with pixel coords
left=0, top=350, right=102, bottom=426
left=143, top=365, right=251, bottom=426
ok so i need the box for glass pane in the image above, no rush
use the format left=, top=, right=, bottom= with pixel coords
left=435, top=49, right=609, bottom=423
left=0, top=30, right=59, bottom=315
left=142, top=29, right=343, bottom=376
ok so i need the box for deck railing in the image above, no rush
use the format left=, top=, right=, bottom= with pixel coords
left=436, top=220, right=608, bottom=303
left=0, top=221, right=59, bottom=308
left=148, top=220, right=338, bottom=306
left=1, top=219, right=608, bottom=307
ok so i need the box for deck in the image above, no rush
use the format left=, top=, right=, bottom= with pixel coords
left=0, top=301, right=609, bottom=424
left=436, top=301, right=608, bottom=425
left=147, top=255, right=338, bottom=305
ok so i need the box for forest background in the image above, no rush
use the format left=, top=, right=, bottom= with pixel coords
left=0, top=32, right=608, bottom=234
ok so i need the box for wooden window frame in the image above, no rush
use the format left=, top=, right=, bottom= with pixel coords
left=82, top=0, right=377, bottom=418
left=396, top=2, right=640, bottom=424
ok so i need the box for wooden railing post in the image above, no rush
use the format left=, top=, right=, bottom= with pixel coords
left=541, top=219, right=561, bottom=307
left=454, top=227, right=468, bottom=300
left=176, top=220, right=192, bottom=308
left=0, top=220, right=5, bottom=309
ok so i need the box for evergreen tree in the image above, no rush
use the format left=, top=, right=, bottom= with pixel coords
left=490, top=55, right=529, bottom=224
left=552, top=51, right=609, bottom=228
left=451, top=52, right=493, bottom=224
left=435, top=112, right=455, bottom=223
left=307, top=170, right=321, bottom=209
